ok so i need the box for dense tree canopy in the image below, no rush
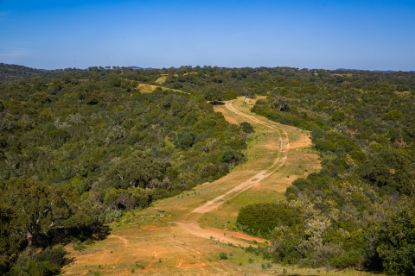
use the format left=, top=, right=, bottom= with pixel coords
left=232, top=68, right=415, bottom=274
left=0, top=65, right=247, bottom=273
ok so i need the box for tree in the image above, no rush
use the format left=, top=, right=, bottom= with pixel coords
left=365, top=202, right=415, bottom=275
left=204, top=86, right=223, bottom=101
left=271, top=97, right=289, bottom=112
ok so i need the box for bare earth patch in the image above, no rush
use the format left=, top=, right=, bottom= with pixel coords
left=136, top=83, right=189, bottom=95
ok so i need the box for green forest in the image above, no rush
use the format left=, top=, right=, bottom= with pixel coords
left=0, top=65, right=247, bottom=274
left=1, top=64, right=414, bottom=275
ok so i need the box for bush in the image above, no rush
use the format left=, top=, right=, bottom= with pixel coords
left=10, top=246, right=66, bottom=276
left=175, top=131, right=196, bottom=148
left=218, top=252, right=228, bottom=260
left=364, top=204, right=415, bottom=275
left=331, top=250, right=363, bottom=269
left=103, top=187, right=152, bottom=210
left=222, top=149, right=244, bottom=164
left=270, top=226, right=303, bottom=264
left=237, top=203, right=303, bottom=237
left=360, top=146, right=415, bottom=195
left=240, top=122, right=254, bottom=134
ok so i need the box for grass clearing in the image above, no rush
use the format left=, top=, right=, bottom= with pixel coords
left=155, top=74, right=168, bottom=84
left=136, top=83, right=189, bottom=95
left=136, top=83, right=159, bottom=93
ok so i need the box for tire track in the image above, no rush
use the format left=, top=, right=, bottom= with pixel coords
left=177, top=99, right=290, bottom=247
left=190, top=101, right=289, bottom=214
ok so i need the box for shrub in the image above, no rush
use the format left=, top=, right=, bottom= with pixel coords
left=10, top=246, right=66, bottom=276
left=222, top=149, right=244, bottom=164
left=240, top=122, right=254, bottom=134
left=364, top=204, right=415, bottom=275
left=331, top=250, right=363, bottom=269
left=237, top=203, right=303, bottom=237
left=175, top=131, right=196, bottom=148
left=218, top=252, right=228, bottom=260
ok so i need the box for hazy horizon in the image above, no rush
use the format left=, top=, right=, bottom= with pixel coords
left=4, top=62, right=415, bottom=73
left=1, top=0, right=414, bottom=71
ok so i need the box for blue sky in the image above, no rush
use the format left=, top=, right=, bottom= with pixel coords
left=0, top=0, right=414, bottom=70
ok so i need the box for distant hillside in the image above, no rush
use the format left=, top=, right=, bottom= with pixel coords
left=0, top=63, right=45, bottom=82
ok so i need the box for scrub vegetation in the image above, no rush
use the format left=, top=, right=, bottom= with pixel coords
left=0, top=65, right=246, bottom=274
left=238, top=70, right=415, bottom=275
left=0, top=64, right=414, bottom=275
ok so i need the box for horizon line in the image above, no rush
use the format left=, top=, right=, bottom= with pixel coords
left=2, top=62, right=415, bottom=73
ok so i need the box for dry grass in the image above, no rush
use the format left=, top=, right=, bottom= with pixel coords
left=155, top=74, right=168, bottom=85
left=137, top=83, right=159, bottom=93
left=183, top=71, right=198, bottom=76
left=332, top=73, right=353, bottom=77
left=136, top=83, right=189, bottom=95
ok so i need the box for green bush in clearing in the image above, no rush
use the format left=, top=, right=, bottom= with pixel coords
left=237, top=203, right=303, bottom=237
left=218, top=252, right=228, bottom=260
left=240, top=122, right=254, bottom=134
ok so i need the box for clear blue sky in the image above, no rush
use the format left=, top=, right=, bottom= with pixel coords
left=0, top=0, right=414, bottom=70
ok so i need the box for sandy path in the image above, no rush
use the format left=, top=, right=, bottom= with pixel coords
left=175, top=222, right=264, bottom=247
left=191, top=170, right=269, bottom=214
left=191, top=101, right=289, bottom=215
left=108, top=235, right=129, bottom=248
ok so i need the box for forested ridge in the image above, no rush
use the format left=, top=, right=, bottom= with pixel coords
left=1, top=64, right=414, bottom=275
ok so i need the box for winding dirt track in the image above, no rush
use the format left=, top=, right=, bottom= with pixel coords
left=191, top=101, right=289, bottom=215
left=176, top=101, right=290, bottom=246
left=64, top=97, right=321, bottom=275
